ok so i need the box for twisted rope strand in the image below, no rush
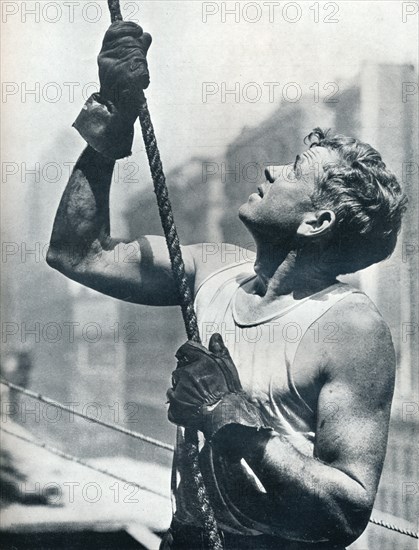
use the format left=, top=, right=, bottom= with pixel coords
left=1, top=426, right=168, bottom=500
left=108, top=0, right=123, bottom=21
left=137, top=103, right=201, bottom=343
left=106, top=1, right=223, bottom=547
left=136, top=69, right=223, bottom=550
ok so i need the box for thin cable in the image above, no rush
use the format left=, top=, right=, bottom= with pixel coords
left=369, top=515, right=418, bottom=540
left=2, top=380, right=417, bottom=539
left=0, top=378, right=174, bottom=453
left=1, top=426, right=168, bottom=500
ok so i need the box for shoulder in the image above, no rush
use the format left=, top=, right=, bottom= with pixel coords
left=295, top=290, right=395, bottom=403
left=186, top=243, right=256, bottom=291
left=317, top=291, right=395, bottom=391
left=321, top=291, right=393, bottom=350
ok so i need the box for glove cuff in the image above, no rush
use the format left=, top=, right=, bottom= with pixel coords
left=73, top=94, right=136, bottom=160
left=203, top=392, right=272, bottom=442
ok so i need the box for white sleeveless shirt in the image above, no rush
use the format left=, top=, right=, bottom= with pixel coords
left=173, top=260, right=361, bottom=537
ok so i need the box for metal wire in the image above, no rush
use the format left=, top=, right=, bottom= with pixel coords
left=3, top=378, right=418, bottom=539
left=369, top=515, right=418, bottom=540
left=1, top=426, right=168, bottom=500
left=0, top=378, right=174, bottom=452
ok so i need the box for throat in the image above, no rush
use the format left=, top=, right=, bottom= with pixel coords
left=233, top=278, right=304, bottom=326
left=254, top=249, right=338, bottom=300
left=233, top=276, right=339, bottom=327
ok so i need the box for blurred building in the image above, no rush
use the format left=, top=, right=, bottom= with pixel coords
left=357, top=63, right=418, bottom=409
left=356, top=62, right=419, bottom=544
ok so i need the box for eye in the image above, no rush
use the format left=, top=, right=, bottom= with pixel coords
left=285, top=163, right=300, bottom=183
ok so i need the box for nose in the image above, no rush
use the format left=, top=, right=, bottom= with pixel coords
left=265, top=166, right=279, bottom=183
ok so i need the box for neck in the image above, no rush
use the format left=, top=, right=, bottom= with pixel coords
left=253, top=241, right=337, bottom=299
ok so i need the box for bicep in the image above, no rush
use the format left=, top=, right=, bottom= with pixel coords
left=314, top=316, right=395, bottom=498
left=66, top=235, right=197, bottom=306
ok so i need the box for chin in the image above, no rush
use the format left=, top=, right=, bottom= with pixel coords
left=238, top=204, right=258, bottom=237
left=238, top=202, right=251, bottom=223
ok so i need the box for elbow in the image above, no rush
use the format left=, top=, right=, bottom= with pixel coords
left=46, top=246, right=62, bottom=270
left=269, top=488, right=371, bottom=546
left=46, top=245, right=76, bottom=276
left=325, top=495, right=372, bottom=546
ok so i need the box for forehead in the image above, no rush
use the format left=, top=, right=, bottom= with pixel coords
left=266, top=146, right=339, bottom=182
left=301, top=146, right=339, bottom=169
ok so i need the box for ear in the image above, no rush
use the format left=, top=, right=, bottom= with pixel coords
left=296, top=210, right=336, bottom=239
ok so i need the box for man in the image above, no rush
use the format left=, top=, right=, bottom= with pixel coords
left=47, top=21, right=407, bottom=550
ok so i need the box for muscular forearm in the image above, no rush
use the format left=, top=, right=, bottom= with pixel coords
left=241, top=430, right=370, bottom=545
left=48, top=146, right=116, bottom=267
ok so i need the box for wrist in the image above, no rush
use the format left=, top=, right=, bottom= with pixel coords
left=214, top=423, right=273, bottom=463
left=73, top=94, right=136, bottom=160
left=207, top=392, right=273, bottom=461
left=84, top=145, right=116, bottom=168
left=241, top=428, right=274, bottom=464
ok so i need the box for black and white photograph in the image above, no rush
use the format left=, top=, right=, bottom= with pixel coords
left=1, top=1, right=418, bottom=548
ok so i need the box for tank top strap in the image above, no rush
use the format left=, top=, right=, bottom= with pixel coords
left=194, top=260, right=255, bottom=318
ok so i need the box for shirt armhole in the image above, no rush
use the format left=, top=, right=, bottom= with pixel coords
left=285, top=288, right=363, bottom=416
left=194, top=259, right=255, bottom=301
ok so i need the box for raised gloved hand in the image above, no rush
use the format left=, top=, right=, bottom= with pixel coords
left=73, top=21, right=152, bottom=160
left=167, top=333, right=271, bottom=459
left=98, top=21, right=152, bottom=115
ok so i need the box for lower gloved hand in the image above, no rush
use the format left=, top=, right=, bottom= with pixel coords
left=167, top=333, right=271, bottom=460
left=73, top=21, right=152, bottom=160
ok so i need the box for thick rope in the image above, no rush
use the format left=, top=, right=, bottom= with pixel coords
left=108, top=0, right=123, bottom=21
left=0, top=378, right=173, bottom=452
left=92, top=3, right=224, bottom=547
left=1, top=427, right=168, bottom=500
left=136, top=83, right=223, bottom=550
left=137, top=104, right=201, bottom=343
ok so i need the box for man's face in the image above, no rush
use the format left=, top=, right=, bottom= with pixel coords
left=239, top=146, right=338, bottom=243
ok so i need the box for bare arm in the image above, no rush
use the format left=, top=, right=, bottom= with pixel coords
left=238, top=300, right=395, bottom=545
left=47, top=146, right=196, bottom=305
left=48, top=22, right=250, bottom=304
left=47, top=146, right=245, bottom=304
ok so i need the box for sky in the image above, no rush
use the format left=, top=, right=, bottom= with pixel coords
left=1, top=0, right=418, bottom=238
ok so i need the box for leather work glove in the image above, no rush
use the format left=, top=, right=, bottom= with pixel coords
left=167, top=333, right=271, bottom=460
left=98, top=21, right=151, bottom=113
left=73, top=21, right=152, bottom=160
